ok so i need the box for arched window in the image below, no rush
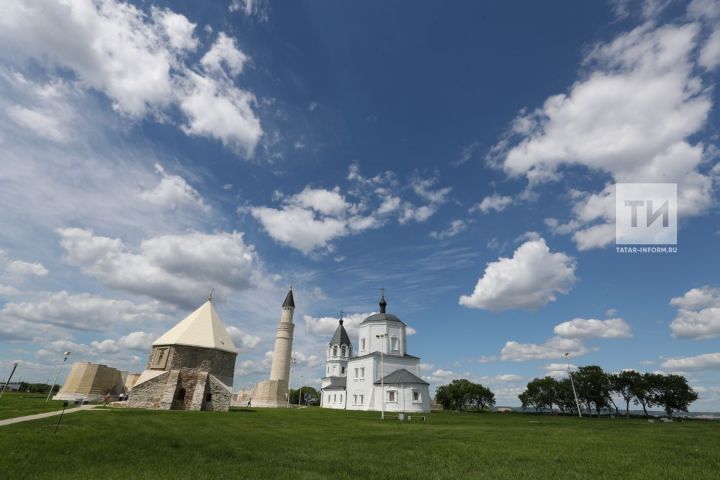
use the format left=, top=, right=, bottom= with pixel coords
left=341, top=345, right=347, bottom=357
left=176, top=388, right=186, bottom=401
left=332, top=345, right=338, bottom=357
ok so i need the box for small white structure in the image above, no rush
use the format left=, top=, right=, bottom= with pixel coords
left=320, top=294, right=431, bottom=413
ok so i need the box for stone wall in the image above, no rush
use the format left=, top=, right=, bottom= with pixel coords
left=250, top=379, right=288, bottom=408
left=127, top=369, right=231, bottom=411
left=145, top=345, right=236, bottom=386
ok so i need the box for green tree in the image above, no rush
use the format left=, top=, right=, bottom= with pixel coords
left=574, top=366, right=612, bottom=416
left=632, top=373, right=660, bottom=418
left=651, top=374, right=698, bottom=418
left=610, top=370, right=641, bottom=418
left=435, top=379, right=495, bottom=412
left=518, top=377, right=561, bottom=412
left=289, top=386, right=319, bottom=406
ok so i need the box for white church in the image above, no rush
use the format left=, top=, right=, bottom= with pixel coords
left=320, top=293, right=431, bottom=413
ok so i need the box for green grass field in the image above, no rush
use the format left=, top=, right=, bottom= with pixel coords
left=0, top=392, right=67, bottom=420
left=1, top=401, right=718, bottom=479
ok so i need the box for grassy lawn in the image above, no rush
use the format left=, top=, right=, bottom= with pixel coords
left=1, top=406, right=718, bottom=479
left=0, top=392, right=67, bottom=420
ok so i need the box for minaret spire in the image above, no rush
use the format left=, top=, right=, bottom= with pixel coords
left=339, top=310, right=344, bottom=326
left=282, top=286, right=295, bottom=309
left=207, top=288, right=214, bottom=302
left=379, top=288, right=387, bottom=314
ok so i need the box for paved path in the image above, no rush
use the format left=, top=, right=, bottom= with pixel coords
left=0, top=404, right=98, bottom=427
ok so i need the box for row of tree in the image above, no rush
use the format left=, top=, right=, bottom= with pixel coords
left=435, top=379, right=496, bottom=411
left=288, top=386, right=320, bottom=406
left=519, top=367, right=698, bottom=418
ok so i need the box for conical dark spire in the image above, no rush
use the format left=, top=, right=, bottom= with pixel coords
left=282, top=287, right=295, bottom=308
left=330, top=313, right=352, bottom=347
left=379, top=288, right=387, bottom=314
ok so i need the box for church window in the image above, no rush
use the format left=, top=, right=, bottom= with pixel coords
left=412, top=390, right=421, bottom=402
left=391, top=336, right=399, bottom=352
left=341, top=366, right=345, bottom=374
left=341, top=345, right=347, bottom=357
left=333, top=345, right=338, bottom=357
left=340, top=394, right=343, bottom=403
left=354, top=368, right=359, bottom=379
left=353, top=394, right=357, bottom=405
left=360, top=367, right=365, bottom=379
left=327, top=366, right=330, bottom=374
left=333, top=394, right=336, bottom=403
left=361, top=338, right=366, bottom=350
left=359, top=395, right=364, bottom=404
left=387, top=390, right=396, bottom=402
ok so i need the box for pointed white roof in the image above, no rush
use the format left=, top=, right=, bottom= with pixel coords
left=152, top=301, right=237, bottom=354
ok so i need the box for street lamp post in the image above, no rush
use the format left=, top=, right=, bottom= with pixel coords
left=47, top=352, right=71, bottom=402
left=298, top=375, right=303, bottom=407
left=0, top=362, right=19, bottom=401
left=566, top=353, right=582, bottom=418
left=376, top=333, right=387, bottom=420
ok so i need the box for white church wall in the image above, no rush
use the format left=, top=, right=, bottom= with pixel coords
left=357, top=322, right=407, bottom=356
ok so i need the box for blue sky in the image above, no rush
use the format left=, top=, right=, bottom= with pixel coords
left=1, top=0, right=719, bottom=410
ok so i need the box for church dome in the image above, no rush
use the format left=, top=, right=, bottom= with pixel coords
left=360, top=312, right=405, bottom=326
left=359, top=292, right=405, bottom=325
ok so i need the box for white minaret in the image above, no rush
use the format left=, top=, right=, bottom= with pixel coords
left=249, top=287, right=296, bottom=407
left=269, top=288, right=295, bottom=383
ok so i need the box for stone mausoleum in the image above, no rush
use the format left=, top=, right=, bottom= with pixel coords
left=54, top=361, right=128, bottom=402
left=128, top=297, right=237, bottom=411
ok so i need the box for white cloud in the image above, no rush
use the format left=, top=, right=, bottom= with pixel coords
left=5, top=260, right=48, bottom=277
left=152, top=7, right=198, bottom=52
left=201, top=32, right=247, bottom=77
left=669, top=286, right=720, bottom=339
left=430, top=220, right=466, bottom=239
left=91, top=331, right=155, bottom=353
left=554, top=317, right=633, bottom=339
left=5, top=105, right=70, bottom=143
left=501, top=336, right=593, bottom=362
left=1, top=291, right=171, bottom=332
left=303, top=312, right=372, bottom=341
left=495, top=374, right=522, bottom=382
left=661, top=352, right=720, bottom=370
left=290, top=186, right=350, bottom=217
left=459, top=237, right=576, bottom=310
left=229, top=0, right=269, bottom=21
left=250, top=205, right=347, bottom=254
left=0, top=0, right=262, bottom=155
left=292, top=350, right=321, bottom=368
left=250, top=170, right=451, bottom=254
left=227, top=325, right=261, bottom=350
left=543, top=362, right=578, bottom=379
left=489, top=16, right=717, bottom=250
left=469, top=194, right=513, bottom=214
left=57, top=228, right=265, bottom=309
left=179, top=70, right=262, bottom=155
left=138, top=163, right=207, bottom=210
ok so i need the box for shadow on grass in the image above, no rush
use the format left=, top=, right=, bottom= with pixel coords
left=229, top=408, right=257, bottom=413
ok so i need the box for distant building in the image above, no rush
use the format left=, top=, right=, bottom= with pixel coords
left=54, top=362, right=127, bottom=402
left=320, top=293, right=431, bottom=413
left=128, top=297, right=237, bottom=411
